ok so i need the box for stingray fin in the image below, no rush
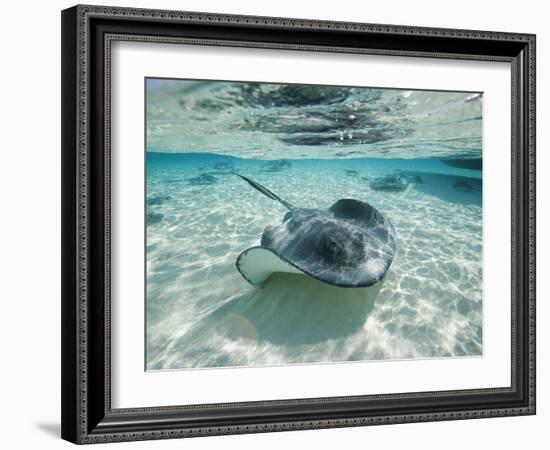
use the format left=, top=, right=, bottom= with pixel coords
left=232, top=172, right=293, bottom=210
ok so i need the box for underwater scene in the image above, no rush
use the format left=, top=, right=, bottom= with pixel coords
left=146, top=79, right=483, bottom=370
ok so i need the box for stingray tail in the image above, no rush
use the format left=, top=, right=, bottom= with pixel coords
left=232, top=172, right=294, bottom=210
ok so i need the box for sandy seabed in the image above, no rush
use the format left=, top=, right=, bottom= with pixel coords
left=145, top=157, right=482, bottom=370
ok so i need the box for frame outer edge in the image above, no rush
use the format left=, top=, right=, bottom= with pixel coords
left=61, top=5, right=80, bottom=445
left=527, top=34, right=536, bottom=414
left=65, top=4, right=537, bottom=444
left=76, top=3, right=534, bottom=40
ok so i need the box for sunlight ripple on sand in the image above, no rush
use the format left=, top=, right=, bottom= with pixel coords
left=146, top=158, right=482, bottom=370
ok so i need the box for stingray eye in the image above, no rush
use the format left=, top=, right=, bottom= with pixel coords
left=319, top=236, right=345, bottom=261
left=326, top=240, right=337, bottom=254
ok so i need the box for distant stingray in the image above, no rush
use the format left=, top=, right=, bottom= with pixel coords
left=369, top=175, right=408, bottom=192
left=199, top=161, right=239, bottom=175
left=188, top=173, right=217, bottom=186
left=233, top=173, right=396, bottom=288
left=260, top=159, right=292, bottom=173
left=147, top=213, right=164, bottom=226
left=147, top=195, right=171, bottom=206
left=396, top=171, right=423, bottom=185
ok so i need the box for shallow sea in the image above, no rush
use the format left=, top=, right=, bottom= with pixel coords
left=145, top=81, right=483, bottom=370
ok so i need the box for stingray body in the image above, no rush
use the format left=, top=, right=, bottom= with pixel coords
left=234, top=173, right=396, bottom=288
left=369, top=175, right=408, bottom=192
left=188, top=173, right=217, bottom=186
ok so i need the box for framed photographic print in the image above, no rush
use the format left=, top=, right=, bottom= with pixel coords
left=61, top=4, right=536, bottom=444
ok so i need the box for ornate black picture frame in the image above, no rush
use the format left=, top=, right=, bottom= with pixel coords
left=61, top=4, right=536, bottom=444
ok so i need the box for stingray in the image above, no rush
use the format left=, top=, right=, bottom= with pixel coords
left=260, top=159, right=292, bottom=173
left=199, top=161, right=239, bottom=174
left=233, top=173, right=396, bottom=288
left=147, top=195, right=171, bottom=206
left=147, top=212, right=164, bottom=226
left=369, top=175, right=408, bottom=192
left=396, top=171, right=423, bottom=185
left=188, top=173, right=217, bottom=186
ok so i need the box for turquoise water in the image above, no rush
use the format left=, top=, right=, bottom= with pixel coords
left=145, top=80, right=483, bottom=370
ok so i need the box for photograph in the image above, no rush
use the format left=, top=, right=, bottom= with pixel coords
left=145, top=78, right=483, bottom=370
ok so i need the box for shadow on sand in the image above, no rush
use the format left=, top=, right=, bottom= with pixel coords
left=184, top=273, right=382, bottom=347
